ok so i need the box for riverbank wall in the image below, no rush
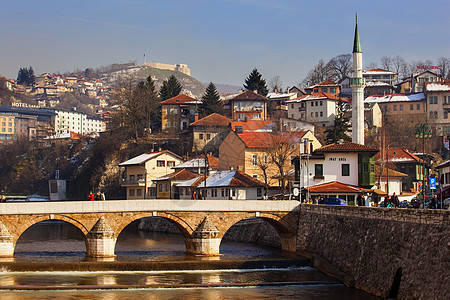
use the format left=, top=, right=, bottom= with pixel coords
left=296, top=204, right=449, bottom=300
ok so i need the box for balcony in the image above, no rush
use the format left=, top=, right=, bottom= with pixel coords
left=234, top=106, right=263, bottom=112
left=349, top=78, right=366, bottom=86
left=121, top=178, right=146, bottom=187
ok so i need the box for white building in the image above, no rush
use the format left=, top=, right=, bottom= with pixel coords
left=53, top=109, right=105, bottom=135
left=286, top=92, right=345, bottom=127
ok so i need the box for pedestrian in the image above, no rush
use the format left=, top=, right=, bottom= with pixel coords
left=373, top=195, right=379, bottom=207
left=95, top=191, right=101, bottom=201
left=391, top=192, right=400, bottom=208
left=0, top=190, right=5, bottom=203
left=191, top=191, right=196, bottom=200
left=429, top=195, right=437, bottom=209
left=357, top=194, right=364, bottom=206
left=384, top=196, right=391, bottom=207
left=101, top=192, right=106, bottom=201
left=88, top=191, right=94, bottom=201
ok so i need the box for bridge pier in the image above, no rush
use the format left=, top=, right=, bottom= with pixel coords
left=86, top=217, right=116, bottom=258
left=189, top=217, right=221, bottom=256
left=0, top=222, right=14, bottom=258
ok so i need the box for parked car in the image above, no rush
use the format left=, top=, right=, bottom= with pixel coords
left=408, top=198, right=422, bottom=209
left=322, top=197, right=348, bottom=206
left=443, top=198, right=450, bottom=209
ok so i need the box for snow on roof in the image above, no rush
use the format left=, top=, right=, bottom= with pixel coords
left=176, top=176, right=203, bottom=187
left=197, top=170, right=237, bottom=188
left=364, top=93, right=425, bottom=103
left=363, top=68, right=397, bottom=75
left=425, top=83, right=450, bottom=91
left=365, top=81, right=391, bottom=87
left=266, top=92, right=297, bottom=99
left=119, top=151, right=167, bottom=166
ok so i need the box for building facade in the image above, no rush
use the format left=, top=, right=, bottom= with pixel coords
left=161, top=94, right=202, bottom=132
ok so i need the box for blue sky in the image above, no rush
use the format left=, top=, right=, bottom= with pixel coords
left=1, top=0, right=449, bottom=88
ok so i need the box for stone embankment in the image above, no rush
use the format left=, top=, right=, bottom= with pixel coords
left=138, top=217, right=281, bottom=248
left=296, top=205, right=449, bottom=300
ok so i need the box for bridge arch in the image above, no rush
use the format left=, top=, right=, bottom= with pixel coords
left=12, top=215, right=89, bottom=247
left=218, top=213, right=297, bottom=253
left=13, top=217, right=88, bottom=256
left=113, top=212, right=196, bottom=254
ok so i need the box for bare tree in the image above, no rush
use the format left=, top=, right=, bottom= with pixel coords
left=365, top=62, right=378, bottom=70
left=437, top=57, right=450, bottom=79
left=380, top=56, right=392, bottom=71
left=269, top=76, right=283, bottom=92
left=327, top=54, right=352, bottom=82
left=300, top=59, right=332, bottom=88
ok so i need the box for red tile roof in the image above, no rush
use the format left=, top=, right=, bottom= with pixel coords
left=231, top=120, right=273, bottom=131
left=375, top=165, right=408, bottom=179
left=292, top=92, right=347, bottom=102
left=374, top=148, right=422, bottom=163
left=315, top=141, right=378, bottom=153
left=306, top=181, right=368, bottom=193
left=316, top=80, right=338, bottom=86
left=238, top=131, right=307, bottom=148
left=231, top=90, right=268, bottom=101
left=161, top=94, right=201, bottom=104
left=190, top=113, right=231, bottom=127
left=156, top=169, right=198, bottom=181
left=195, top=154, right=220, bottom=169
left=365, top=68, right=392, bottom=73
left=229, top=170, right=265, bottom=187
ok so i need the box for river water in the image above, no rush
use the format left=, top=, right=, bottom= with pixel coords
left=1, top=220, right=378, bottom=299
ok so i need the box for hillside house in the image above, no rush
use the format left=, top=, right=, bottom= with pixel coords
left=161, top=94, right=202, bottom=132
left=230, top=90, right=268, bottom=121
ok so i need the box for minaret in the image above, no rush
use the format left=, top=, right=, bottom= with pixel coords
left=351, top=15, right=365, bottom=145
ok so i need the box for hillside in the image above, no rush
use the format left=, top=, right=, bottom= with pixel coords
left=101, top=64, right=206, bottom=98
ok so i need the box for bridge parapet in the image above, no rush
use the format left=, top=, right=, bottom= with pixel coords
left=0, top=200, right=300, bottom=215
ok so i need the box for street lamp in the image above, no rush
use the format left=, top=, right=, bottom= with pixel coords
left=415, top=123, right=432, bottom=208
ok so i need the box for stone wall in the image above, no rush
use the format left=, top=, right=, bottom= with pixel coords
left=296, top=204, right=449, bottom=299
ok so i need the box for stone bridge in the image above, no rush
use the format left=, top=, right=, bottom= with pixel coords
left=0, top=199, right=299, bottom=258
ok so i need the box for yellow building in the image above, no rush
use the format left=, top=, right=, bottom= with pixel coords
left=161, top=94, right=202, bottom=132
left=119, top=150, right=184, bottom=199
left=0, top=116, right=15, bottom=141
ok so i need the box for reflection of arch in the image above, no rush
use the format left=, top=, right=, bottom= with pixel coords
left=14, top=216, right=88, bottom=252
left=115, top=213, right=195, bottom=252
left=220, top=214, right=296, bottom=252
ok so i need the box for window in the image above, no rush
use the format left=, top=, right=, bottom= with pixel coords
left=252, top=154, right=258, bottom=166
left=159, top=184, right=162, bottom=192
left=311, top=102, right=314, bottom=107
left=315, top=164, right=323, bottom=177
left=400, top=105, right=403, bottom=111
left=322, top=88, right=327, bottom=93
left=311, top=112, right=314, bottom=117
left=417, top=104, right=420, bottom=110
left=342, top=164, right=350, bottom=176
left=257, top=188, right=262, bottom=198
left=298, top=107, right=302, bottom=112
left=429, top=96, right=438, bottom=104
left=291, top=104, right=294, bottom=109
left=206, top=133, right=211, bottom=139
left=221, top=188, right=224, bottom=197
left=434, top=111, right=438, bottom=119
left=393, top=105, right=397, bottom=111
left=129, top=175, right=135, bottom=181
left=313, top=89, right=319, bottom=93
left=165, top=183, right=169, bottom=192
left=252, top=174, right=258, bottom=179
left=157, top=160, right=165, bottom=167
left=137, top=174, right=143, bottom=180
left=445, top=111, right=449, bottom=119
left=410, top=104, right=414, bottom=110
left=136, top=189, right=142, bottom=196
left=410, top=117, right=414, bottom=123
left=129, top=189, right=135, bottom=197
left=320, top=111, right=323, bottom=117
left=199, top=133, right=203, bottom=140
left=362, top=163, right=369, bottom=172
left=315, top=101, right=318, bottom=106
left=253, top=113, right=261, bottom=119
left=315, top=112, right=318, bottom=117
left=264, top=154, right=268, bottom=164
left=320, top=101, right=323, bottom=106
left=167, top=161, right=175, bottom=167
left=330, top=88, right=336, bottom=93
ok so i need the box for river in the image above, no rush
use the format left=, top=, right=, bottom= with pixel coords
left=0, top=220, right=378, bottom=299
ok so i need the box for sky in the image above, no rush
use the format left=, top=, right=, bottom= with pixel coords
left=1, top=0, right=449, bottom=88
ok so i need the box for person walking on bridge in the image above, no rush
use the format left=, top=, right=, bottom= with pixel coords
left=88, top=191, right=94, bottom=201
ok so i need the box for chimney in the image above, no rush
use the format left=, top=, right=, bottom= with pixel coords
left=194, top=113, right=199, bottom=122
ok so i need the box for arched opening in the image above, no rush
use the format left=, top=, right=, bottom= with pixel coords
left=14, top=220, right=87, bottom=262
left=115, top=217, right=189, bottom=260
left=220, top=217, right=286, bottom=259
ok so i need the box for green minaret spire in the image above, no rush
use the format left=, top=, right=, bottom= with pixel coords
left=353, top=14, right=362, bottom=53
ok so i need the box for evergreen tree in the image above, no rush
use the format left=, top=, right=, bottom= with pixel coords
left=243, top=68, right=268, bottom=96
left=201, top=82, right=223, bottom=116
left=17, top=66, right=35, bottom=86
left=159, top=75, right=182, bottom=100
left=325, top=99, right=351, bottom=144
